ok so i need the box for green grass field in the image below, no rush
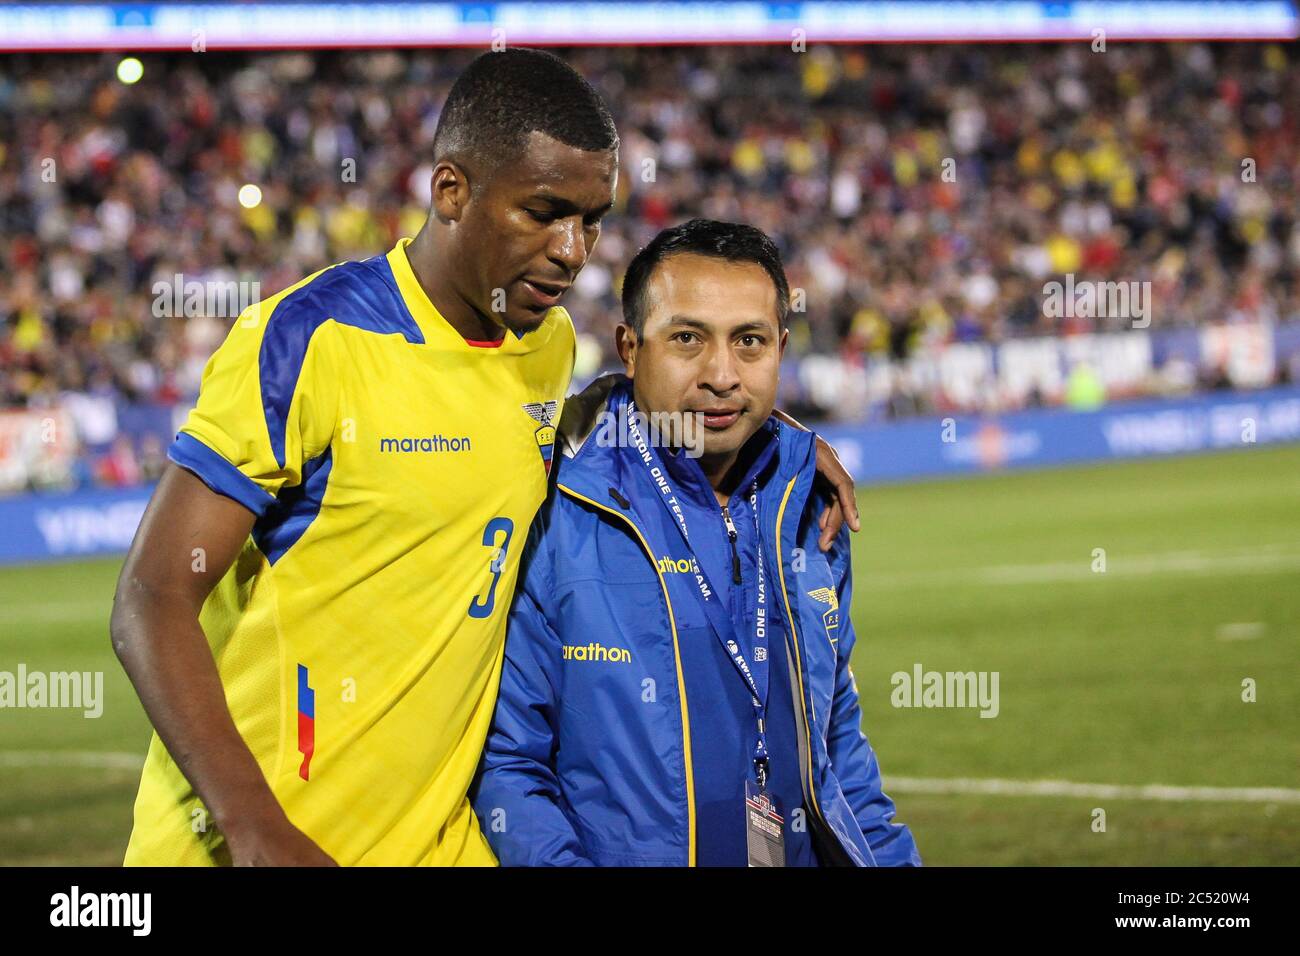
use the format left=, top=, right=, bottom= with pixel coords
left=2, top=444, right=1297, bottom=865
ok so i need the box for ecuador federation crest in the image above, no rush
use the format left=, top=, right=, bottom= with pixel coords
left=807, top=587, right=840, bottom=636
left=522, top=400, right=559, bottom=475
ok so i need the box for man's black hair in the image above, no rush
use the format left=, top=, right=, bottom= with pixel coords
left=432, top=49, right=618, bottom=186
left=621, top=218, right=790, bottom=339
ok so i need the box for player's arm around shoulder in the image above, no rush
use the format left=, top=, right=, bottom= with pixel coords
left=823, top=525, right=923, bottom=866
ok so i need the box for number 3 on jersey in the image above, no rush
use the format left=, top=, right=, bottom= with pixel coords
left=468, top=517, right=514, bottom=619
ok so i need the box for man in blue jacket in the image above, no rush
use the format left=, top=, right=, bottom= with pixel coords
left=471, top=218, right=920, bottom=867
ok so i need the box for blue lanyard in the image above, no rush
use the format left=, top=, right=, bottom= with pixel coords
left=744, top=481, right=771, bottom=784
left=625, top=402, right=715, bottom=606
left=627, top=401, right=771, bottom=784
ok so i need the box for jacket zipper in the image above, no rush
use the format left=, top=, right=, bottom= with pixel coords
left=720, top=505, right=742, bottom=584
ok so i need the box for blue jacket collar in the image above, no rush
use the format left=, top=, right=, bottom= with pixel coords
left=656, top=417, right=780, bottom=511
left=557, top=378, right=816, bottom=514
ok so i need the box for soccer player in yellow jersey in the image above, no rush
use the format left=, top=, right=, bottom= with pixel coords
left=112, top=49, right=617, bottom=866
left=111, top=49, right=859, bottom=866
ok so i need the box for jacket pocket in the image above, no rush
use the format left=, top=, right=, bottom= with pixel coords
left=549, top=579, right=692, bottom=861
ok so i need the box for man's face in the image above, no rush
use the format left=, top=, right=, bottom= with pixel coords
left=454, top=131, right=617, bottom=334
left=618, top=253, right=786, bottom=462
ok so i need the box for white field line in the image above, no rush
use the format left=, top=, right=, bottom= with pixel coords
left=0, top=750, right=143, bottom=771
left=4, top=753, right=1296, bottom=805
left=865, top=545, right=1300, bottom=588
left=1216, top=622, right=1267, bottom=641
left=2, top=598, right=110, bottom=623
left=889, top=776, right=1300, bottom=804
left=4, top=547, right=1297, bottom=614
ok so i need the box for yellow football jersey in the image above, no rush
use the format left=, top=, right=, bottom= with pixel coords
left=124, top=237, right=573, bottom=866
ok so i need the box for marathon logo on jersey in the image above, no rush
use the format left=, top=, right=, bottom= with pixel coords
left=807, top=587, right=840, bottom=636
left=378, top=435, right=472, bottom=453
left=297, top=663, right=315, bottom=781
left=522, top=400, right=559, bottom=475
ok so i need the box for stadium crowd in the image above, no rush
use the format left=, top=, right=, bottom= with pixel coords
left=1, top=42, right=1298, bottom=487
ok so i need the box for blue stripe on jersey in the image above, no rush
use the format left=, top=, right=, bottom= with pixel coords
left=259, top=255, right=425, bottom=468
left=168, top=432, right=278, bottom=518
left=253, top=445, right=334, bottom=565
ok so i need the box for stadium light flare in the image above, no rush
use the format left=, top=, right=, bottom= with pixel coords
left=116, top=57, right=143, bottom=84
left=237, top=184, right=263, bottom=209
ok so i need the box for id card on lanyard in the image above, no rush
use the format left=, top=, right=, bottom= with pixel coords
left=626, top=401, right=786, bottom=866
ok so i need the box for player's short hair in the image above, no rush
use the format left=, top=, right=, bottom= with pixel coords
left=432, top=49, right=618, bottom=188
left=621, top=218, right=790, bottom=340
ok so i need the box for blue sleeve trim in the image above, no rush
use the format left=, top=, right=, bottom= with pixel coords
left=168, top=432, right=278, bottom=518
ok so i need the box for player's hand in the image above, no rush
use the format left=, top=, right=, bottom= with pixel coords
left=225, top=812, right=339, bottom=867
left=772, top=407, right=861, bottom=551
left=812, top=433, right=860, bottom=552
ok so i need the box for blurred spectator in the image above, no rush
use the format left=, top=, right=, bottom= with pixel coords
left=1, top=43, right=1298, bottom=490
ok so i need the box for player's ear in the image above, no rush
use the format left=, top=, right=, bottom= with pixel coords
left=615, top=324, right=637, bottom=378
left=429, top=161, right=471, bottom=223
left=778, top=325, right=788, bottom=358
